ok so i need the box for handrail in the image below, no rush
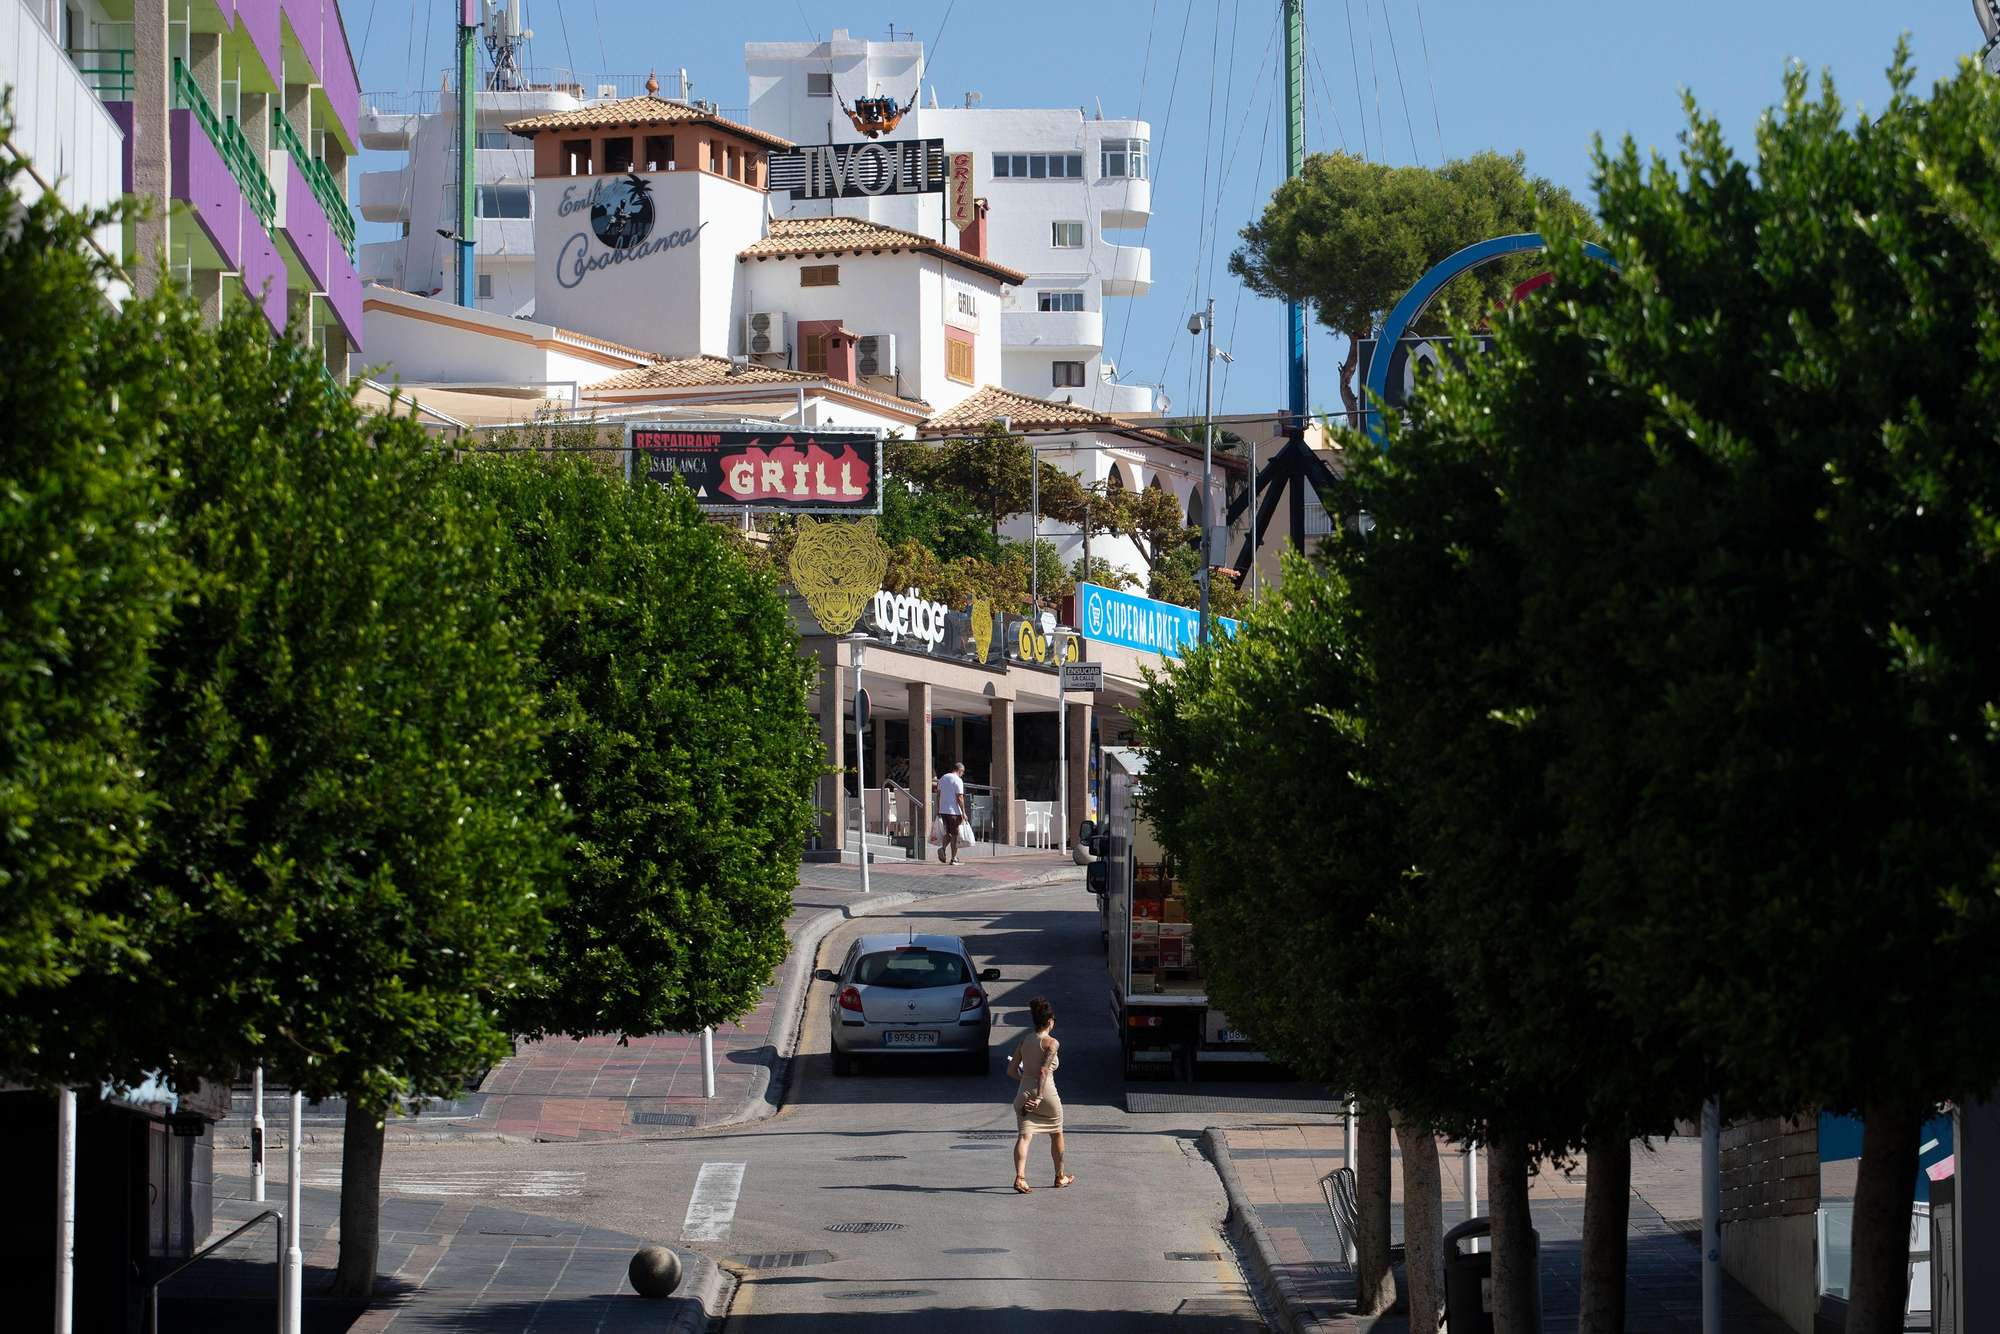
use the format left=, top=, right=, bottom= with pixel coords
left=170, top=59, right=276, bottom=229
left=272, top=106, right=356, bottom=257
left=70, top=47, right=134, bottom=100
left=146, top=1208, right=284, bottom=1334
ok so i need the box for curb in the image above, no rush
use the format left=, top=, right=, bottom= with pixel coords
left=1204, top=1126, right=1354, bottom=1334
left=664, top=1250, right=733, bottom=1334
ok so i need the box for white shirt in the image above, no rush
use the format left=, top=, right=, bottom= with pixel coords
left=938, top=771, right=965, bottom=816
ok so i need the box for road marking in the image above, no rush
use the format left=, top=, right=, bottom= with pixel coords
left=302, top=1169, right=583, bottom=1198
left=683, top=1162, right=748, bottom=1241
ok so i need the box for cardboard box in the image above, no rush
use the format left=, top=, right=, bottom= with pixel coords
left=1158, top=939, right=1185, bottom=967
left=1160, top=922, right=1192, bottom=940
left=1162, top=897, right=1189, bottom=923
left=1132, top=900, right=1162, bottom=920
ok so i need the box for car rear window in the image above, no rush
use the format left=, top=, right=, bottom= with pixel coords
left=852, top=949, right=969, bottom=988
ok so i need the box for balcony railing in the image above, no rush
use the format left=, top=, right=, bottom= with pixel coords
left=171, top=58, right=277, bottom=230
left=272, top=107, right=356, bottom=258
left=71, top=47, right=134, bottom=100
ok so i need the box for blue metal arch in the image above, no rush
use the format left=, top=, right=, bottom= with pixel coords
left=1361, top=232, right=1618, bottom=442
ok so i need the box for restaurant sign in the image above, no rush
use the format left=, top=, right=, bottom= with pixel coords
left=1078, top=582, right=1241, bottom=660
left=629, top=423, right=882, bottom=513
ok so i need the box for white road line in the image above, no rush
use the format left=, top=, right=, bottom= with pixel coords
left=682, top=1162, right=748, bottom=1241
left=301, top=1169, right=584, bottom=1198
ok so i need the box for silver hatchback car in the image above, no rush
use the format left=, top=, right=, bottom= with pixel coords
left=815, top=933, right=1000, bottom=1076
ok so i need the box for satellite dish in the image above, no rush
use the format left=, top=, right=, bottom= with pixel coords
left=1976, top=0, right=1999, bottom=43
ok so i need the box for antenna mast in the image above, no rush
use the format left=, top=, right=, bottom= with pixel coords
left=1282, top=0, right=1307, bottom=428
left=484, top=0, right=533, bottom=92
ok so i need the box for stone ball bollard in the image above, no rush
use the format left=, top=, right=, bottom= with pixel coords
left=629, top=1244, right=683, bottom=1298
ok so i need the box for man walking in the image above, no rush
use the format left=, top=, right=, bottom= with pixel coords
left=937, top=761, right=967, bottom=864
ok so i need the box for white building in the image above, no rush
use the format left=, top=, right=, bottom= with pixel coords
left=744, top=29, right=1155, bottom=415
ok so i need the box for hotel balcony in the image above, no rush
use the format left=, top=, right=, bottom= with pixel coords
left=1002, top=308, right=1105, bottom=355
left=1097, top=176, right=1152, bottom=230
left=358, top=167, right=411, bottom=222
left=1100, top=242, right=1152, bottom=298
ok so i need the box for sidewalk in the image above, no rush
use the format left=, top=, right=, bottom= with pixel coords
left=213, top=853, right=1082, bottom=1151
left=1214, top=1123, right=1794, bottom=1334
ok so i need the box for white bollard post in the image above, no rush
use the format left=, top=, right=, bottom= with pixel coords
left=56, top=1088, right=76, bottom=1334
left=1702, top=1097, right=1721, bottom=1334
left=1465, top=1142, right=1482, bottom=1251
left=702, top=1027, right=716, bottom=1099
left=1344, top=1095, right=1358, bottom=1265
left=285, top=1091, right=303, bottom=1334
left=251, top=1067, right=266, bottom=1202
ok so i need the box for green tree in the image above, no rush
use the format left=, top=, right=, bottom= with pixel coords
left=0, top=141, right=174, bottom=1059
left=449, top=453, right=821, bottom=1042
left=1228, top=149, right=1597, bottom=421
left=1441, top=53, right=2000, bottom=1334
left=878, top=472, right=1000, bottom=564
left=885, top=424, right=1093, bottom=543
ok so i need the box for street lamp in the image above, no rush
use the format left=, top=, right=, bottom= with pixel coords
left=843, top=632, right=873, bottom=898
left=1188, top=302, right=1233, bottom=644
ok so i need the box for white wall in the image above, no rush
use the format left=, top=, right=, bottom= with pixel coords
left=0, top=0, right=127, bottom=269
left=359, top=286, right=641, bottom=388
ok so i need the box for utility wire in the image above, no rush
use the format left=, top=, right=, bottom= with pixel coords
left=1411, top=0, right=1446, bottom=161
left=1116, top=0, right=1196, bottom=390
left=359, top=0, right=380, bottom=67
left=1379, top=0, right=1421, bottom=163
left=1359, top=0, right=1385, bottom=163
left=592, top=0, right=608, bottom=77
left=1340, top=0, right=1370, bottom=162
left=1300, top=8, right=1349, bottom=152
left=553, top=0, right=578, bottom=83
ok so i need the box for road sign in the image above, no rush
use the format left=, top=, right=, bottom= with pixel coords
left=855, top=687, right=872, bottom=732
left=1061, top=662, right=1104, bottom=693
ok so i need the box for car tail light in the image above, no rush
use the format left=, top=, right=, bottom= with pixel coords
left=1129, top=1014, right=1162, bottom=1028
left=839, top=986, right=863, bottom=1013
left=961, top=985, right=984, bottom=1012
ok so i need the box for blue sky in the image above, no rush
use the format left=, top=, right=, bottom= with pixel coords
left=346, top=1, right=1979, bottom=417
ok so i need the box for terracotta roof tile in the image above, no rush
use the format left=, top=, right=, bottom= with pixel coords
left=920, top=385, right=1243, bottom=468
left=587, top=354, right=930, bottom=416
left=504, top=96, right=793, bottom=149
left=738, top=216, right=1028, bottom=286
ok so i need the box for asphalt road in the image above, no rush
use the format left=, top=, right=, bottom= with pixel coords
left=292, top=874, right=1300, bottom=1332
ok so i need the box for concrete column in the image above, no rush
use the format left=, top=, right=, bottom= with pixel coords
left=191, top=268, right=223, bottom=323
left=324, top=139, right=348, bottom=194
left=818, top=645, right=845, bottom=851
left=990, top=697, right=1015, bottom=846
left=908, top=682, right=934, bottom=845
left=1065, top=699, right=1093, bottom=841
left=132, top=0, right=171, bottom=291
left=241, top=91, right=269, bottom=159
left=285, top=83, right=312, bottom=135
left=322, top=326, right=349, bottom=384
left=190, top=32, right=220, bottom=105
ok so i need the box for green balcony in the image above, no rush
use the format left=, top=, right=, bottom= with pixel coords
left=72, top=48, right=134, bottom=101
left=272, top=107, right=356, bottom=259
left=170, top=58, right=276, bottom=230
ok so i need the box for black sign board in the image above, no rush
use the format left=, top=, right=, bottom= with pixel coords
left=1354, top=334, right=1497, bottom=411
left=767, top=138, right=947, bottom=200
left=628, top=423, right=883, bottom=514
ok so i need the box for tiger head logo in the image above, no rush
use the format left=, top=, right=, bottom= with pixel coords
left=789, top=515, right=889, bottom=635
left=969, top=596, right=994, bottom=662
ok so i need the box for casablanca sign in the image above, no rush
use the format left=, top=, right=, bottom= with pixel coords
left=554, top=173, right=706, bottom=289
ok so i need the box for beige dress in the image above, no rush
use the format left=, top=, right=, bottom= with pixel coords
left=1011, top=1034, right=1063, bottom=1135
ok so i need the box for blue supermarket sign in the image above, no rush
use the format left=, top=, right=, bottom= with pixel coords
left=1078, top=583, right=1241, bottom=659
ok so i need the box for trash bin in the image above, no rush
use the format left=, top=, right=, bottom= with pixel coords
left=1443, top=1217, right=1542, bottom=1334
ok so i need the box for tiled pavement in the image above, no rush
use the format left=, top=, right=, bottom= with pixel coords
left=1222, top=1123, right=1794, bottom=1334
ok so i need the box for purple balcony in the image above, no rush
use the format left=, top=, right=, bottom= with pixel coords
left=107, top=102, right=134, bottom=194
left=325, top=248, right=363, bottom=351
left=280, top=0, right=322, bottom=84
left=238, top=196, right=287, bottom=332
left=322, top=2, right=360, bottom=150
left=234, top=0, right=282, bottom=91
left=279, top=156, right=332, bottom=295
left=169, top=109, right=244, bottom=270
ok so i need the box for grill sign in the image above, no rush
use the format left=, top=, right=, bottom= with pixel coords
left=768, top=138, right=946, bottom=199
left=630, top=425, right=882, bottom=513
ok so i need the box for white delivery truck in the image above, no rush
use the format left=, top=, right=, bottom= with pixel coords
left=1086, top=746, right=1265, bottom=1080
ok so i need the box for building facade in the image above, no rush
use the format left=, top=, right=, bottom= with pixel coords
left=0, top=0, right=364, bottom=373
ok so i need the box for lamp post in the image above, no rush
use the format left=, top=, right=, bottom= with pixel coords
left=844, top=632, right=873, bottom=897
left=1188, top=302, right=1233, bottom=644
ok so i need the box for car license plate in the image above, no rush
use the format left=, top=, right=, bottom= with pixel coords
left=885, top=1030, right=937, bottom=1046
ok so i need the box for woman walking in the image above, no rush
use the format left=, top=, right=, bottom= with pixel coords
left=1007, top=996, right=1073, bottom=1192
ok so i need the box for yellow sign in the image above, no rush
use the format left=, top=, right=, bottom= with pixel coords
left=948, top=151, right=976, bottom=231
left=790, top=515, right=889, bottom=635
left=970, top=596, right=994, bottom=662
left=1014, top=621, right=1076, bottom=665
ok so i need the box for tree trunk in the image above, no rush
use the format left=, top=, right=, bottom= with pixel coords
left=1488, top=1134, right=1538, bottom=1334
left=1394, top=1109, right=1444, bottom=1333
left=1338, top=334, right=1361, bottom=427
left=1846, top=1101, right=1923, bottom=1334
left=1579, top=1138, right=1631, bottom=1334
left=329, top=1097, right=388, bottom=1299
left=1355, top=1102, right=1398, bottom=1316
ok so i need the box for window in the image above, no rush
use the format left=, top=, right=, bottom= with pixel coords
left=808, top=72, right=834, bottom=97
left=474, top=183, right=532, bottom=218
left=851, top=949, right=969, bottom=988
left=801, top=264, right=840, bottom=287
left=1051, top=221, right=1084, bottom=248
left=477, top=273, right=493, bottom=299
left=1053, top=361, right=1086, bottom=388
left=991, top=152, right=1083, bottom=179
left=946, top=332, right=974, bottom=384
left=561, top=138, right=591, bottom=176
left=802, top=332, right=829, bottom=374
left=708, top=140, right=721, bottom=172
left=475, top=130, right=513, bottom=149
left=644, top=134, right=674, bottom=171
left=1101, top=137, right=1148, bottom=179
left=603, top=136, right=634, bottom=173
left=1038, top=291, right=1085, bottom=312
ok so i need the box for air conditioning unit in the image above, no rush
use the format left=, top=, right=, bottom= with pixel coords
left=744, top=311, right=786, bottom=357
left=856, top=333, right=896, bottom=378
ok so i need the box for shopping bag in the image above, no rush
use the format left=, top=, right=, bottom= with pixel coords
left=929, top=816, right=946, bottom=845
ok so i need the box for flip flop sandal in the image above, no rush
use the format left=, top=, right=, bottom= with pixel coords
left=1053, top=1174, right=1076, bottom=1188
left=1014, top=1177, right=1033, bottom=1193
